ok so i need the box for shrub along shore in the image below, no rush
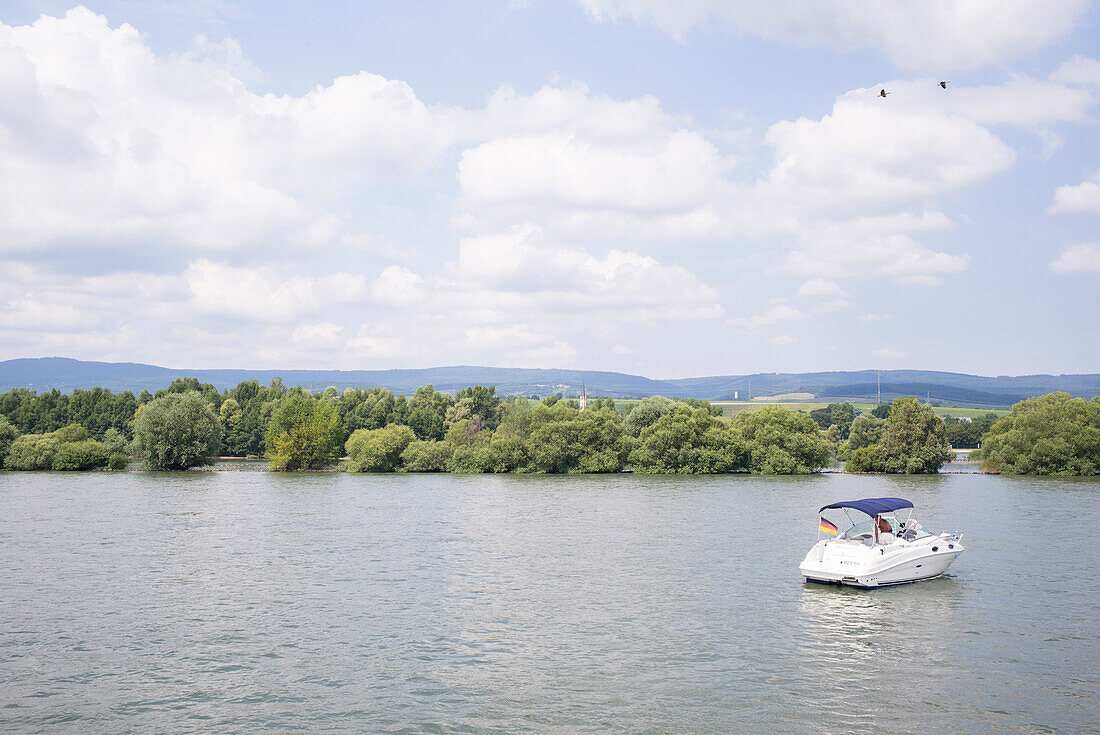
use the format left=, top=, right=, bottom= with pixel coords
left=0, top=380, right=1096, bottom=475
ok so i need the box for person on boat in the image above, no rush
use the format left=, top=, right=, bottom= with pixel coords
left=875, top=515, right=895, bottom=544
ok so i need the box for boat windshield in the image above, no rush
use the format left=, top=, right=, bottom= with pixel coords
left=841, top=518, right=876, bottom=541
left=840, top=515, right=900, bottom=543
left=837, top=515, right=931, bottom=543
left=899, top=520, right=933, bottom=541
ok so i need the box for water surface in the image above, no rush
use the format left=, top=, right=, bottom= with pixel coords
left=1, top=471, right=1097, bottom=733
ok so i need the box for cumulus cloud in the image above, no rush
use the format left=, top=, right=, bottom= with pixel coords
left=1050, top=169, right=1100, bottom=214
left=1, top=7, right=1094, bottom=370
left=874, top=347, right=907, bottom=359
left=796, top=279, right=847, bottom=298
left=1050, top=243, right=1100, bottom=273
left=459, top=130, right=723, bottom=214
left=762, top=90, right=1016, bottom=210
left=578, top=0, right=1086, bottom=71
left=1051, top=56, right=1100, bottom=87
left=184, top=260, right=368, bottom=321
left=370, top=266, right=426, bottom=307
left=0, top=7, right=455, bottom=259
left=728, top=304, right=808, bottom=334
left=292, top=322, right=343, bottom=344
left=452, top=225, right=724, bottom=320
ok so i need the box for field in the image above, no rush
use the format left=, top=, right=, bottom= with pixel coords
left=598, top=398, right=1009, bottom=419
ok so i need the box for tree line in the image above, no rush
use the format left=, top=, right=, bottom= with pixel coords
left=0, top=380, right=1095, bottom=475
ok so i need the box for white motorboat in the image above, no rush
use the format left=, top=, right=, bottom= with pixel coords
left=799, top=496, right=964, bottom=589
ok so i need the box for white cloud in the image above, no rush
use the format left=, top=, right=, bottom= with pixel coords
left=858, top=313, right=892, bottom=323
left=578, top=0, right=1086, bottom=71
left=184, top=260, right=367, bottom=321
left=452, top=226, right=723, bottom=320
left=728, top=304, right=808, bottom=334
left=459, top=130, right=723, bottom=215
left=1051, top=56, right=1100, bottom=87
left=1, top=7, right=1092, bottom=371
left=1050, top=169, right=1100, bottom=214
left=768, top=335, right=795, bottom=345
left=611, top=344, right=638, bottom=355
left=796, top=278, right=847, bottom=298
left=874, top=348, right=907, bottom=359
left=1050, top=243, right=1100, bottom=273
left=370, top=266, right=425, bottom=307
left=763, top=90, right=1016, bottom=209
left=786, top=212, right=967, bottom=281
left=0, top=7, right=456, bottom=258
left=292, top=322, right=343, bottom=344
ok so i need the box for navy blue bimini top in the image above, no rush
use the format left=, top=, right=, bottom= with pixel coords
left=819, top=497, right=914, bottom=516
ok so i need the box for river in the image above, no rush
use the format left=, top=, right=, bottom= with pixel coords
left=1, top=471, right=1097, bottom=733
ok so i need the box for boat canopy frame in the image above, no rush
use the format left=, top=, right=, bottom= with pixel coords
left=819, top=497, right=914, bottom=516
left=818, top=497, right=916, bottom=540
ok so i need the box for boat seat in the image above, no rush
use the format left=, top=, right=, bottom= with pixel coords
left=878, top=532, right=896, bottom=544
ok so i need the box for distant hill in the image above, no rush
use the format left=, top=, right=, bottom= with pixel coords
left=1, top=357, right=1098, bottom=407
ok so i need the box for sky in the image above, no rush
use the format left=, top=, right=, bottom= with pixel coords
left=1, top=1, right=1098, bottom=378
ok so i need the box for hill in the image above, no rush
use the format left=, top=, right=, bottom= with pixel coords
left=1, top=357, right=1098, bottom=407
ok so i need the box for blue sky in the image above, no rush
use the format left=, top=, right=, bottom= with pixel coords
left=2, top=1, right=1098, bottom=377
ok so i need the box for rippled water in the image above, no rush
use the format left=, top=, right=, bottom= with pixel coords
left=1, top=471, right=1097, bottom=734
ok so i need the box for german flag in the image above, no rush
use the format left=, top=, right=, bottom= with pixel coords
left=819, top=518, right=838, bottom=536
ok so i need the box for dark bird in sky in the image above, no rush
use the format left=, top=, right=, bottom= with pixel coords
left=939, top=81, right=950, bottom=89
left=879, top=88, right=890, bottom=97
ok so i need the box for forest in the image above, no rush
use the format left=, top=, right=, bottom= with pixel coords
left=0, top=380, right=1095, bottom=475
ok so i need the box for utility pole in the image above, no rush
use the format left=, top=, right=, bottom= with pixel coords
left=877, top=371, right=881, bottom=405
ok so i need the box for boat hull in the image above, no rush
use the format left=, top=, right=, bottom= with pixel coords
left=799, top=536, right=963, bottom=589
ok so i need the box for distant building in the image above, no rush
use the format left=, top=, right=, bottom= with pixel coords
left=579, top=383, right=587, bottom=411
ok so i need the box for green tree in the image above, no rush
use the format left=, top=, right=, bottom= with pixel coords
left=157, top=377, right=223, bottom=409
left=847, top=414, right=887, bottom=450
left=51, top=439, right=108, bottom=471
left=623, top=395, right=678, bottom=437
left=980, top=393, right=1100, bottom=475
left=133, top=392, right=223, bottom=470
left=845, top=444, right=885, bottom=473
left=219, top=398, right=248, bottom=455
left=102, top=427, right=128, bottom=456
left=6, top=433, right=61, bottom=470
left=733, top=406, right=831, bottom=474
left=444, top=418, right=488, bottom=449
left=850, top=397, right=953, bottom=474
left=447, top=385, right=503, bottom=430
left=0, top=416, right=18, bottom=469
left=344, top=424, right=417, bottom=472
left=809, top=402, right=858, bottom=438
left=943, top=413, right=999, bottom=449
left=870, top=404, right=892, bottom=419
left=630, top=406, right=747, bottom=474
left=265, top=393, right=343, bottom=471
left=528, top=406, right=629, bottom=473
left=447, top=443, right=499, bottom=473
left=405, top=385, right=454, bottom=441
left=400, top=440, right=454, bottom=472
left=102, top=427, right=129, bottom=469
left=53, top=424, right=88, bottom=443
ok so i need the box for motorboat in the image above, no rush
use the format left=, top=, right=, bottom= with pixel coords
left=799, top=496, right=964, bottom=588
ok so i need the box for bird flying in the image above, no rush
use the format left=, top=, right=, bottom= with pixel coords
left=879, top=88, right=890, bottom=97
left=939, top=81, right=950, bottom=89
